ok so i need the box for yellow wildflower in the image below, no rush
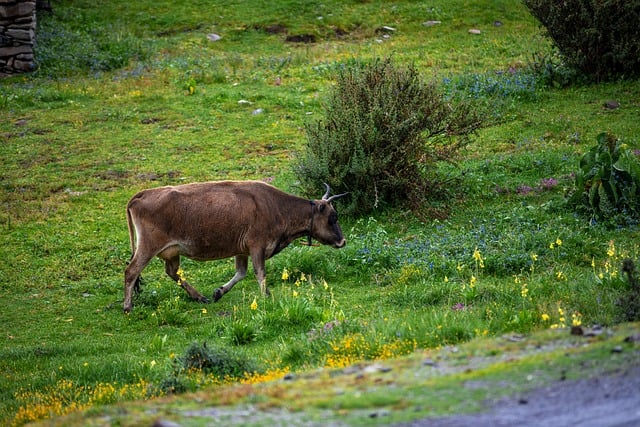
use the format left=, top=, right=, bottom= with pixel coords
left=607, top=241, right=615, bottom=258
left=572, top=312, right=582, bottom=326
left=541, top=313, right=550, bottom=321
left=250, top=298, right=258, bottom=310
left=281, top=268, right=289, bottom=281
left=472, top=247, right=484, bottom=268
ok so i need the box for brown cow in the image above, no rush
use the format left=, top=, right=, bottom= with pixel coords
left=123, top=180, right=347, bottom=313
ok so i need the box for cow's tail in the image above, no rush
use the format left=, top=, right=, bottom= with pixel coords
left=126, top=203, right=144, bottom=295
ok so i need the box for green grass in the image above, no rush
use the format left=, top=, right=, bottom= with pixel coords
left=1, top=0, right=639, bottom=425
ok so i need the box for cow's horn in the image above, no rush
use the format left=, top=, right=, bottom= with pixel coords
left=322, top=183, right=348, bottom=202
left=326, top=192, right=349, bottom=203
left=322, top=183, right=331, bottom=200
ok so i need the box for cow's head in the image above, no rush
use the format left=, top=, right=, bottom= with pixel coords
left=311, top=184, right=347, bottom=248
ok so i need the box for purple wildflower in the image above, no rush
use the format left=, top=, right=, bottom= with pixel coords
left=539, top=177, right=558, bottom=191
left=451, top=302, right=465, bottom=311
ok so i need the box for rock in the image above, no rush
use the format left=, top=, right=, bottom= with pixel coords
left=363, top=363, right=392, bottom=373
left=623, top=333, right=640, bottom=343
left=422, top=358, right=438, bottom=367
left=423, top=20, right=441, bottom=27
left=468, top=29, right=481, bottom=35
left=604, top=100, right=620, bottom=110
left=151, top=420, right=183, bottom=427
left=206, top=33, right=221, bottom=42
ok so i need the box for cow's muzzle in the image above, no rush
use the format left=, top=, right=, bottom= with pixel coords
left=333, top=238, right=346, bottom=248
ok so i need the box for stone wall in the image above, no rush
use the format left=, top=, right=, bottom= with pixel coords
left=0, top=0, right=36, bottom=76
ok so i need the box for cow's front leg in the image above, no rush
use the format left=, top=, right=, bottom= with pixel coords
left=213, top=255, right=248, bottom=302
left=164, top=256, right=209, bottom=303
left=251, top=251, right=270, bottom=297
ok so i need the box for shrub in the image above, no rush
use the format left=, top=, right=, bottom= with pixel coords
left=179, top=342, right=257, bottom=380
left=294, top=57, right=484, bottom=216
left=568, top=133, right=640, bottom=225
left=523, top=0, right=640, bottom=81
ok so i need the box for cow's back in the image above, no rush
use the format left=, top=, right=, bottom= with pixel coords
left=127, top=181, right=290, bottom=258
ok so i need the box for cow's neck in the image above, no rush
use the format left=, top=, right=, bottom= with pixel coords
left=307, top=201, right=316, bottom=246
left=283, top=197, right=317, bottom=243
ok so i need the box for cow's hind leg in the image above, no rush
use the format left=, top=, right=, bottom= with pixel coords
left=213, top=255, right=248, bottom=302
left=124, top=253, right=153, bottom=313
left=164, top=256, right=210, bottom=303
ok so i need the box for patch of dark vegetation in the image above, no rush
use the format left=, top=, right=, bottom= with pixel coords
left=94, top=169, right=131, bottom=181
left=285, top=34, right=317, bottom=43
left=253, top=23, right=288, bottom=34
left=136, top=170, right=182, bottom=182
left=620, top=259, right=640, bottom=322
left=140, top=117, right=162, bottom=125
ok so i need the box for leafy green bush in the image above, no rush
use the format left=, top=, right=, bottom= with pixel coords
left=568, top=133, right=640, bottom=225
left=523, top=0, right=640, bottom=81
left=294, top=57, right=484, bottom=216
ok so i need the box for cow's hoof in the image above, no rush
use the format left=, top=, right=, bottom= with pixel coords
left=213, top=288, right=224, bottom=303
left=198, top=296, right=210, bottom=304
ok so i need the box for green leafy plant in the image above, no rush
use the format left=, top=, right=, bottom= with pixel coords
left=227, top=321, right=259, bottom=346
left=294, top=57, right=484, bottom=216
left=568, top=132, right=640, bottom=225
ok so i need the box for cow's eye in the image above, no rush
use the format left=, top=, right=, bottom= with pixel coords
left=329, top=211, right=337, bottom=225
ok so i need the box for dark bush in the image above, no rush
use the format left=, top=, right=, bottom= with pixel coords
left=523, top=0, right=640, bottom=81
left=294, top=58, right=483, bottom=216
left=179, top=342, right=257, bottom=379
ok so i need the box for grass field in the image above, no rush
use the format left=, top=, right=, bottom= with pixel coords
left=1, top=0, right=639, bottom=425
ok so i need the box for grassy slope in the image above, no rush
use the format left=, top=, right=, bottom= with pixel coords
left=34, top=322, right=640, bottom=426
left=1, top=0, right=640, bottom=425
